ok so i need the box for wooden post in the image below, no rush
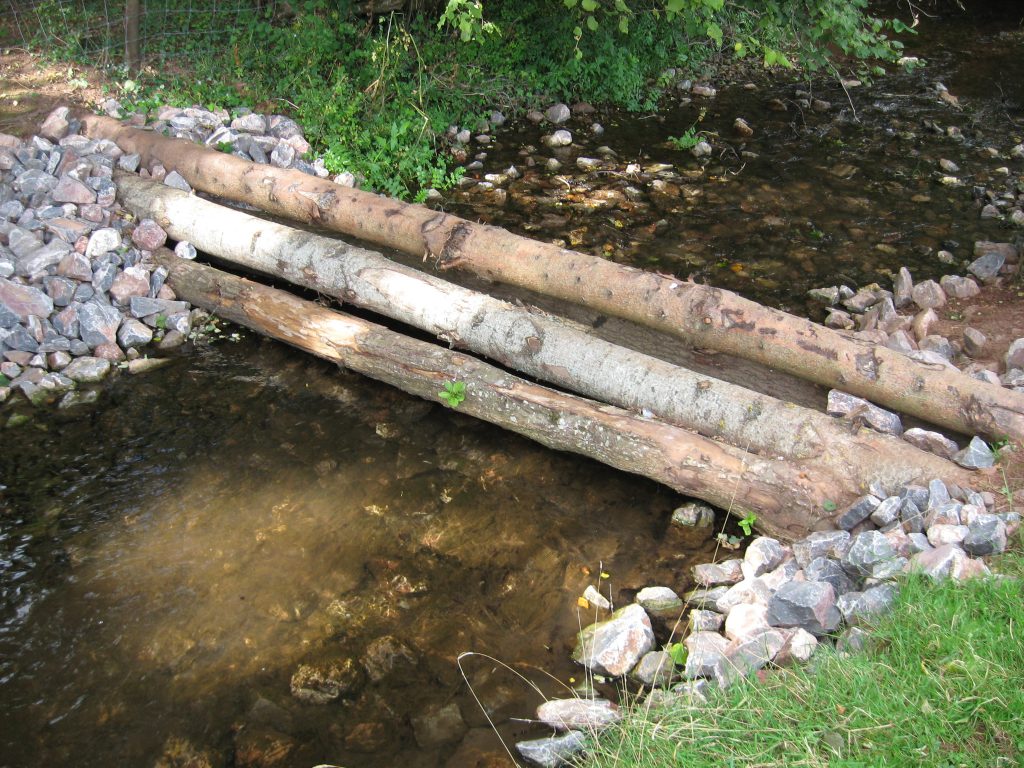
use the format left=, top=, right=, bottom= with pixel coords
left=125, top=0, right=141, bottom=72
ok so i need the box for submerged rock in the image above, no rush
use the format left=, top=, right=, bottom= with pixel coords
left=516, top=731, right=586, bottom=768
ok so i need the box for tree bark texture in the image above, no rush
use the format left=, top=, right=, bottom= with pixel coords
left=120, top=175, right=979, bottom=495
left=154, top=250, right=849, bottom=540
left=81, top=115, right=1024, bottom=441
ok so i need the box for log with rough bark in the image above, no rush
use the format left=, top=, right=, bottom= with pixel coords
left=153, top=250, right=845, bottom=540
left=120, top=174, right=980, bottom=494
left=81, top=115, right=1024, bottom=441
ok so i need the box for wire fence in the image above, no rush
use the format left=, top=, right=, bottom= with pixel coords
left=1, top=0, right=278, bottom=68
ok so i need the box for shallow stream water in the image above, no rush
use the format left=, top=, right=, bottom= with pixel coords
left=2, top=3, right=1023, bottom=767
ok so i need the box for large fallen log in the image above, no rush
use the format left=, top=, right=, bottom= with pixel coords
left=153, top=250, right=845, bottom=540
left=81, top=115, right=1024, bottom=441
left=120, top=174, right=979, bottom=494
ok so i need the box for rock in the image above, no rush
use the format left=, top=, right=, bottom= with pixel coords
left=0, top=278, right=53, bottom=321
left=362, top=635, right=417, bottom=683
left=62, top=355, right=111, bottom=383
left=962, top=327, right=987, bottom=357
left=939, top=275, right=980, bottom=299
left=902, top=428, right=958, bottom=459
left=793, top=530, right=851, bottom=567
left=835, top=494, right=880, bottom=530
left=1005, top=338, right=1024, bottom=370
left=57, top=251, right=93, bottom=282
left=174, top=241, right=198, bottom=260
left=129, top=296, right=190, bottom=318
left=911, top=544, right=971, bottom=580
left=691, top=84, right=717, bottom=97
left=824, top=308, right=855, bottom=330
left=725, top=602, right=770, bottom=641
left=631, top=650, right=678, bottom=688
left=743, top=537, right=786, bottom=578
left=634, top=586, right=683, bottom=618
left=582, top=584, right=610, bottom=610
left=78, top=302, right=122, bottom=348
left=804, top=556, right=856, bottom=595
left=918, top=335, right=954, bottom=361
left=127, top=357, right=173, bottom=374
left=117, top=318, right=153, bottom=349
left=692, top=559, right=743, bottom=587
left=290, top=658, right=361, bottom=704
left=843, top=530, right=897, bottom=578
left=968, top=250, right=1006, bottom=282
left=233, top=725, right=295, bottom=768
left=573, top=603, right=654, bottom=677
left=766, top=581, right=840, bottom=636
left=691, top=140, right=712, bottom=158
left=715, top=628, right=785, bottom=688
left=85, top=228, right=121, bottom=259
left=163, top=170, right=191, bottom=191
left=542, top=130, right=572, bottom=148
left=733, top=118, right=753, bottom=137
left=927, top=524, right=969, bottom=547
left=109, top=266, right=152, bottom=304
left=40, top=106, right=71, bottom=141
left=715, top=577, right=772, bottom=614
left=910, top=280, right=946, bottom=309
left=684, top=585, right=729, bottom=611
left=962, top=513, right=1007, bottom=556
left=826, top=390, right=902, bottom=435
left=52, top=175, right=96, bottom=204
left=132, top=218, right=168, bottom=251
left=410, top=702, right=466, bottom=748
left=688, top=609, right=723, bottom=632
left=14, top=168, right=58, bottom=196
left=683, top=630, right=729, bottom=679
left=775, top=627, right=818, bottom=666
left=671, top=502, right=715, bottom=528
left=515, top=731, right=586, bottom=768
left=952, top=436, right=994, bottom=469
left=545, top=103, right=571, bottom=124
left=537, top=698, right=620, bottom=731
left=912, top=308, right=938, bottom=341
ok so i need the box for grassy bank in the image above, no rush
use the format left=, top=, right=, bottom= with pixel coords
left=584, top=542, right=1024, bottom=767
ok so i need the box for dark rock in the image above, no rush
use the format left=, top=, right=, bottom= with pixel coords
left=804, top=557, right=856, bottom=595
left=843, top=530, right=897, bottom=578
left=411, top=702, right=467, bottom=748
left=766, top=581, right=841, bottom=635
left=968, top=251, right=1006, bottom=282
left=671, top=502, right=715, bottom=528
left=962, top=513, right=1007, bottom=556
left=290, top=659, right=362, bottom=704
left=835, top=495, right=880, bottom=530
left=826, top=390, right=902, bottom=435
left=952, top=436, right=994, bottom=469
left=793, top=530, right=851, bottom=567
left=78, top=301, right=122, bottom=348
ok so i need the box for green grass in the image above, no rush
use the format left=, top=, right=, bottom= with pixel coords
left=583, top=545, right=1024, bottom=767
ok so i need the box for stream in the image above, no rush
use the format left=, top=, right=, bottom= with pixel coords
left=1, top=3, right=1023, bottom=767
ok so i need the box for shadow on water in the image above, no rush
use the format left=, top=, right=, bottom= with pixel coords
left=0, top=337, right=719, bottom=767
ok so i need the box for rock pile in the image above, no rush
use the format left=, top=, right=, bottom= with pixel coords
left=518, top=479, right=1019, bottom=766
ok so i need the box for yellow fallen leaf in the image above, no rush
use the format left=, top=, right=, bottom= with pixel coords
left=577, top=597, right=590, bottom=609
left=600, top=571, right=610, bottom=580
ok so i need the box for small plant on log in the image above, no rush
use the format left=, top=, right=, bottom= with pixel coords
left=439, top=380, right=466, bottom=408
left=738, top=512, right=757, bottom=536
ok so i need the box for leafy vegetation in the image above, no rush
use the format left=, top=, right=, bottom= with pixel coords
left=583, top=541, right=1024, bottom=767
left=439, top=380, right=467, bottom=407
left=17, top=0, right=910, bottom=199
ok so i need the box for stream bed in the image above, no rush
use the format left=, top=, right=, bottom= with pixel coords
left=2, top=3, right=1023, bottom=767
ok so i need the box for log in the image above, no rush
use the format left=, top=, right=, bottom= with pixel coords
left=153, top=250, right=845, bottom=540
left=119, top=174, right=980, bottom=495
left=80, top=115, right=1024, bottom=441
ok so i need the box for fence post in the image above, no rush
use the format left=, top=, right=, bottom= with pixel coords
left=125, top=0, right=141, bottom=71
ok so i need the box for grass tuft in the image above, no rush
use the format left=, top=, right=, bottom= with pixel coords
left=583, top=544, right=1024, bottom=767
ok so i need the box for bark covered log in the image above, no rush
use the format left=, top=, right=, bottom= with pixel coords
left=154, top=250, right=850, bottom=540
left=81, top=115, right=1024, bottom=441
left=120, top=174, right=980, bottom=495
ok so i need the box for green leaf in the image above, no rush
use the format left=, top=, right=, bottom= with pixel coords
left=666, top=0, right=685, bottom=13
left=573, top=25, right=583, bottom=38
left=0, top=374, right=9, bottom=387
left=706, top=21, right=723, bottom=46
left=581, top=0, right=598, bottom=11
left=668, top=642, right=687, bottom=666
left=823, top=499, right=837, bottom=512
left=618, top=15, right=629, bottom=33
left=563, top=0, right=578, bottom=7
left=586, top=14, right=599, bottom=31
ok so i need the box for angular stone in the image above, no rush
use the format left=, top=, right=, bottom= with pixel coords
left=683, top=630, right=729, bottom=679
left=78, top=302, right=122, bottom=348
left=631, top=650, right=678, bottom=688
left=62, top=355, right=111, bottom=383
left=766, top=581, right=840, bottom=636
left=410, top=702, right=466, bottom=748
left=725, top=602, right=770, bottom=641
left=634, top=586, right=683, bottom=618
left=116, top=318, right=153, bottom=349
left=688, top=609, right=723, bottom=632
left=572, top=603, right=654, bottom=677
left=910, top=280, right=946, bottom=309
left=901, top=428, right=958, bottom=460
left=131, top=218, right=167, bottom=251
left=671, top=502, right=715, bottom=528
left=962, top=327, right=986, bottom=357
left=826, top=390, right=902, bottom=435
left=692, top=559, right=743, bottom=587
left=968, top=250, right=1006, bottom=282
left=43, top=276, right=76, bottom=307
left=537, top=698, right=620, bottom=732
left=543, top=130, right=573, bottom=148
left=85, top=228, right=121, bottom=258
left=843, top=530, right=897, bottom=578
left=869, top=496, right=902, bottom=527
left=684, top=585, right=729, bottom=611
left=793, top=530, right=850, bottom=567
left=715, top=628, right=785, bottom=688
left=912, top=308, right=938, bottom=341
left=775, top=627, right=818, bottom=666
left=953, top=436, right=994, bottom=469
left=927, top=479, right=951, bottom=509
left=911, top=544, right=969, bottom=580
left=0, top=278, right=53, bottom=321
left=939, top=275, right=980, bottom=299
left=892, top=267, right=913, bottom=308
left=918, top=335, right=954, bottom=361
left=57, top=251, right=93, bottom=282
left=962, top=514, right=1007, bottom=556
left=109, top=266, right=151, bottom=304
left=130, top=296, right=189, bottom=318
left=742, top=537, right=786, bottom=578
left=835, top=495, right=880, bottom=530
left=716, top=578, right=772, bottom=614
left=545, top=103, right=571, bottom=124
left=40, top=106, right=70, bottom=141
left=804, top=556, right=856, bottom=595
left=52, top=175, right=96, bottom=204
left=927, top=524, right=969, bottom=547
left=1006, top=339, right=1024, bottom=371
left=289, top=659, right=361, bottom=704
left=516, top=731, right=586, bottom=768
left=582, top=584, right=611, bottom=611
